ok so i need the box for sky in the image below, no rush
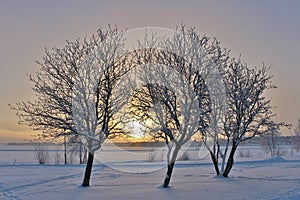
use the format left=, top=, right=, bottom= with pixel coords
left=0, top=0, right=299, bottom=142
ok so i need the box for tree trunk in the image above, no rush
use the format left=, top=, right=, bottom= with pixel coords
left=82, top=152, right=94, bottom=187
left=223, top=144, right=237, bottom=177
left=210, top=151, right=220, bottom=175
left=220, top=153, right=226, bottom=174
left=221, top=139, right=230, bottom=173
left=64, top=135, right=67, bottom=164
left=79, top=143, right=83, bottom=164
left=163, top=147, right=180, bottom=188
left=163, top=161, right=175, bottom=188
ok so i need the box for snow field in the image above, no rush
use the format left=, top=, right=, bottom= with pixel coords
left=0, top=144, right=300, bottom=200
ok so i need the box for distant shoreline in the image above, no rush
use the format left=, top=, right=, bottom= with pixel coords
left=3, top=136, right=296, bottom=147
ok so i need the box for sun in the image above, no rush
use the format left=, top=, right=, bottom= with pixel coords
left=127, top=121, right=145, bottom=139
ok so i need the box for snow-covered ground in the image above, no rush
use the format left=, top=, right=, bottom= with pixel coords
left=0, top=144, right=300, bottom=200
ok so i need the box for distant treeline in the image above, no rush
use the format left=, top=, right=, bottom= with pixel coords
left=7, top=136, right=296, bottom=146
left=7, top=142, right=60, bottom=146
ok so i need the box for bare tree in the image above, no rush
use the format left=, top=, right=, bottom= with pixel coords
left=10, top=26, right=131, bottom=187
left=34, top=143, right=49, bottom=164
left=261, top=128, right=282, bottom=157
left=203, top=58, right=287, bottom=177
left=129, top=26, right=226, bottom=187
left=53, top=150, right=63, bottom=164
left=68, top=134, right=87, bottom=164
left=292, top=119, right=300, bottom=151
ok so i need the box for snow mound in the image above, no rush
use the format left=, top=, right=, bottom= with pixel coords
left=264, top=156, right=286, bottom=163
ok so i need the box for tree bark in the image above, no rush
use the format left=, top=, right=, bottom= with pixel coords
left=210, top=151, right=220, bottom=175
left=163, top=147, right=180, bottom=188
left=82, top=152, right=94, bottom=187
left=163, top=161, right=175, bottom=188
left=79, top=143, right=82, bottom=164
left=222, top=144, right=237, bottom=177
left=64, top=135, right=67, bottom=164
left=221, top=139, right=230, bottom=173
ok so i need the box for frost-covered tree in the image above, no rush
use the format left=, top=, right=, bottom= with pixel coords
left=130, top=73, right=203, bottom=188
left=203, top=58, right=286, bottom=177
left=129, top=26, right=227, bottom=187
left=10, top=26, right=132, bottom=187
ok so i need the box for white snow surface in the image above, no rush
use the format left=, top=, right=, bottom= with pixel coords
left=0, top=144, right=300, bottom=200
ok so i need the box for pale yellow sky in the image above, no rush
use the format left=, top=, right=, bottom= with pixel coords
left=0, top=0, right=300, bottom=142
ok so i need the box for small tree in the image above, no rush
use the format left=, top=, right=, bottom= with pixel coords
left=53, top=150, right=62, bottom=164
left=68, top=135, right=87, bottom=164
left=34, top=143, right=49, bottom=164
left=261, top=128, right=282, bottom=157
left=203, top=58, right=286, bottom=177
left=292, top=119, right=300, bottom=151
